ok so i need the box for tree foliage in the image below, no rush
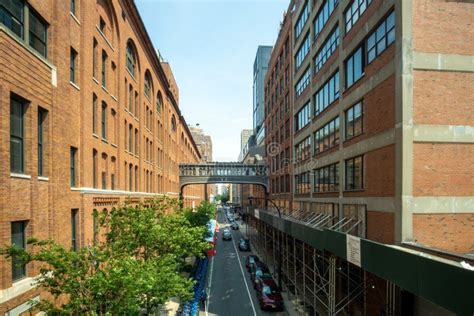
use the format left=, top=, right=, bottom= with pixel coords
left=183, top=201, right=216, bottom=228
left=1, top=197, right=211, bottom=315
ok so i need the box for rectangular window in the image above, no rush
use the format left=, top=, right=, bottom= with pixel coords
left=29, top=10, right=47, bottom=57
left=101, top=50, right=107, bottom=87
left=345, top=156, right=363, bottom=190
left=11, top=221, right=27, bottom=281
left=111, top=173, right=115, bottom=190
left=101, top=171, right=106, bottom=189
left=295, top=172, right=311, bottom=194
left=70, top=48, right=77, bottom=83
left=345, top=101, right=363, bottom=139
left=345, top=46, right=364, bottom=88
left=295, top=1, right=309, bottom=39
left=10, top=97, right=25, bottom=173
left=314, top=0, right=338, bottom=38
left=314, top=26, right=339, bottom=73
left=295, top=33, right=310, bottom=71
left=92, top=94, right=97, bottom=134
left=38, top=108, right=47, bottom=176
left=70, top=0, right=76, bottom=15
left=71, top=209, right=78, bottom=251
left=314, top=116, right=339, bottom=154
left=128, top=124, right=133, bottom=152
left=0, top=0, right=24, bottom=38
left=314, top=163, right=339, bottom=192
left=101, top=102, right=107, bottom=139
left=92, top=39, right=97, bottom=78
left=70, top=147, right=77, bottom=187
left=295, top=136, right=311, bottom=162
left=93, top=150, right=97, bottom=188
left=295, top=101, right=311, bottom=132
left=295, top=67, right=311, bottom=98
left=129, top=164, right=133, bottom=191
left=345, top=0, right=372, bottom=33
left=314, top=71, right=339, bottom=116
left=367, top=11, right=395, bottom=64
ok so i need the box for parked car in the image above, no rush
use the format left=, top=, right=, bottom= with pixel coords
left=222, top=229, right=232, bottom=241
left=256, top=279, right=284, bottom=311
left=238, top=238, right=251, bottom=251
left=250, top=262, right=270, bottom=283
left=253, top=269, right=274, bottom=289
left=245, top=255, right=260, bottom=271
left=230, top=222, right=239, bottom=230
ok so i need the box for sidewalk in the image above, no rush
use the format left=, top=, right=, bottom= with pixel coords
left=239, top=220, right=306, bottom=316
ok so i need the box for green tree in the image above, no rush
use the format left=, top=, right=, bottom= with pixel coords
left=1, top=197, right=210, bottom=315
left=184, top=201, right=216, bottom=228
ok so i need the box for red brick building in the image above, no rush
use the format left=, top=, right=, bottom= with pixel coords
left=264, top=0, right=295, bottom=210
left=249, top=0, right=473, bottom=314
left=0, top=0, right=203, bottom=312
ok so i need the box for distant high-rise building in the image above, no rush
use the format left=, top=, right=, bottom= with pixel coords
left=188, top=125, right=213, bottom=162
left=239, top=129, right=253, bottom=161
left=253, top=45, right=272, bottom=143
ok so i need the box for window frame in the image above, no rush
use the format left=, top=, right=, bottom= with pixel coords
left=37, top=107, right=47, bottom=176
left=70, top=146, right=77, bottom=187
left=71, top=209, right=78, bottom=251
left=70, top=47, right=78, bottom=83
left=345, top=155, right=364, bottom=191
left=10, top=97, right=25, bottom=174
left=345, top=101, right=363, bottom=140
left=11, top=221, right=27, bottom=281
left=345, top=46, right=364, bottom=88
left=101, top=102, right=107, bottom=140
left=314, top=162, right=339, bottom=193
left=314, top=116, right=340, bottom=155
left=314, top=70, right=340, bottom=116
left=367, top=10, right=395, bottom=64
left=101, top=50, right=107, bottom=88
left=345, top=0, right=373, bottom=34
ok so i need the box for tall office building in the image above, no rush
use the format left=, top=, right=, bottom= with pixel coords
left=188, top=125, right=213, bottom=163
left=253, top=45, right=272, bottom=146
left=0, top=0, right=204, bottom=312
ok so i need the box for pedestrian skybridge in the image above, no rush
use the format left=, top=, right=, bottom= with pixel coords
left=179, top=163, right=268, bottom=192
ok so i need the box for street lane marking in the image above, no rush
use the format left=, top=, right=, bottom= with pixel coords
left=231, top=234, right=257, bottom=316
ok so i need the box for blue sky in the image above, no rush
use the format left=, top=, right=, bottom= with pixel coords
left=135, top=0, right=289, bottom=161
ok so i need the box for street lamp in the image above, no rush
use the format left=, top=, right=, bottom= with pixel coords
left=248, top=196, right=283, bottom=291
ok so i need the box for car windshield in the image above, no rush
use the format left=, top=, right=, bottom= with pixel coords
left=249, top=257, right=255, bottom=263
left=262, top=285, right=279, bottom=295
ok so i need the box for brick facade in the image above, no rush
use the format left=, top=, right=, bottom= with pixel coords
left=0, top=0, right=203, bottom=312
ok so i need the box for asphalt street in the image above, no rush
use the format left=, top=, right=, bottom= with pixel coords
left=204, top=210, right=288, bottom=316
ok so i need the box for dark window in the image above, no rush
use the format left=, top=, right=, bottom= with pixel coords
left=314, top=0, right=338, bottom=38
left=156, top=91, right=163, bottom=114
left=345, top=46, right=364, bottom=87
left=295, top=172, right=311, bottom=194
left=315, top=26, right=339, bottom=73
left=144, top=73, right=152, bottom=98
left=128, top=124, right=133, bottom=152
left=28, top=9, right=47, bottom=57
left=314, top=163, right=339, bottom=192
left=295, top=67, right=311, bottom=98
left=345, top=156, right=363, bottom=190
left=70, top=47, right=77, bottom=83
left=128, top=85, right=133, bottom=114
left=92, top=39, right=97, bottom=78
left=0, top=0, right=24, bottom=38
left=129, top=164, right=133, bottom=191
left=171, top=115, right=177, bottom=132
left=345, top=101, right=363, bottom=139
left=101, top=50, right=107, bottom=87
left=126, top=42, right=136, bottom=77
left=70, top=0, right=76, bottom=15
left=11, top=221, right=27, bottom=281
left=345, top=0, right=372, bottom=33
left=92, top=94, right=97, bottom=134
left=70, top=147, right=77, bottom=187
left=101, top=102, right=107, bottom=139
left=367, top=11, right=395, bottom=64
left=314, top=116, right=340, bottom=154
left=99, top=16, right=105, bottom=33
left=295, top=101, right=311, bottom=131
left=315, top=70, right=340, bottom=116
left=38, top=107, right=47, bottom=176
left=93, top=150, right=97, bottom=188
left=71, top=209, right=78, bottom=251
left=10, top=97, right=25, bottom=173
left=111, top=173, right=115, bottom=190
left=294, top=1, right=309, bottom=39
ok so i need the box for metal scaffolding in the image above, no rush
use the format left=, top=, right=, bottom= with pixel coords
left=248, top=215, right=392, bottom=316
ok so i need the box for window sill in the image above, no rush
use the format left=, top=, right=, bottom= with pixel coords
left=38, top=176, right=49, bottom=181
left=70, top=187, right=81, bottom=191
left=101, top=138, right=108, bottom=144
left=343, top=132, right=364, bottom=143
left=92, top=77, right=99, bottom=85
left=92, top=133, right=99, bottom=139
left=343, top=189, right=365, bottom=193
left=96, top=26, right=115, bottom=52
left=344, top=73, right=365, bottom=94
left=111, top=94, right=118, bottom=102
left=111, top=143, right=118, bottom=148
left=10, top=173, right=31, bottom=179
left=70, top=81, right=80, bottom=91
left=134, top=116, right=139, bottom=122
left=70, top=12, right=80, bottom=25
left=102, top=85, right=109, bottom=94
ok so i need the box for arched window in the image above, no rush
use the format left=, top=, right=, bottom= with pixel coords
left=144, top=71, right=152, bottom=98
left=156, top=91, right=163, bottom=114
left=171, top=115, right=177, bottom=132
left=126, top=41, right=136, bottom=77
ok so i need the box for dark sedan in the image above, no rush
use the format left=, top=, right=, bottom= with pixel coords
left=250, top=262, right=270, bottom=283
left=222, top=229, right=232, bottom=241
left=256, top=279, right=284, bottom=311
left=230, top=222, right=239, bottom=230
